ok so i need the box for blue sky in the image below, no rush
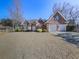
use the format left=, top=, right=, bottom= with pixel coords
left=0, top=0, right=79, bottom=20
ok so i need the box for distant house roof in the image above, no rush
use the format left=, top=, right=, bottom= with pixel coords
left=20, top=20, right=28, bottom=25
left=46, top=11, right=67, bottom=24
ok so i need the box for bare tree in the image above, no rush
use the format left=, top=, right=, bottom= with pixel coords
left=8, top=0, right=23, bottom=30
left=13, top=0, right=22, bottom=21
left=52, top=3, right=79, bottom=23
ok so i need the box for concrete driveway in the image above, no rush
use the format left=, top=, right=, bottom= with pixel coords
left=0, top=32, right=79, bottom=59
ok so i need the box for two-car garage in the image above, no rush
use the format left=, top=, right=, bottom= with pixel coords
left=48, top=24, right=66, bottom=32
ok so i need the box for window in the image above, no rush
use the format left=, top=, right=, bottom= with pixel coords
left=55, top=15, right=61, bottom=20
left=56, top=16, right=59, bottom=20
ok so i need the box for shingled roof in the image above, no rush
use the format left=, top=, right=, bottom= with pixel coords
left=46, top=11, right=67, bottom=24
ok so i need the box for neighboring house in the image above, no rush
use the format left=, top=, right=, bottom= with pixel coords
left=36, top=19, right=45, bottom=29
left=20, top=20, right=29, bottom=31
left=28, top=20, right=36, bottom=31
left=46, top=11, right=67, bottom=32
left=13, top=19, right=29, bottom=31
left=31, top=21, right=36, bottom=31
left=36, top=21, right=42, bottom=29
left=28, top=22, right=32, bottom=31
left=0, top=25, right=12, bottom=32
left=0, top=25, right=6, bottom=32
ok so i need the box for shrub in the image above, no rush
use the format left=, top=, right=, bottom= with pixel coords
left=37, top=29, right=43, bottom=32
left=15, top=29, right=19, bottom=32
left=15, top=29, right=22, bottom=32
left=42, top=29, right=47, bottom=32
left=66, top=25, right=75, bottom=32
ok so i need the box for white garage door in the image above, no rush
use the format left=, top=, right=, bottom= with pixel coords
left=48, top=24, right=57, bottom=32
left=59, top=25, right=66, bottom=32
left=48, top=24, right=66, bottom=32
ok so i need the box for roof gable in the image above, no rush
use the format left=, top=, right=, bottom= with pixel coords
left=46, top=11, right=66, bottom=24
left=54, top=11, right=66, bottom=20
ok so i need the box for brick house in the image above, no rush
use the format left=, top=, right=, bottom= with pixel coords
left=46, top=11, right=67, bottom=32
